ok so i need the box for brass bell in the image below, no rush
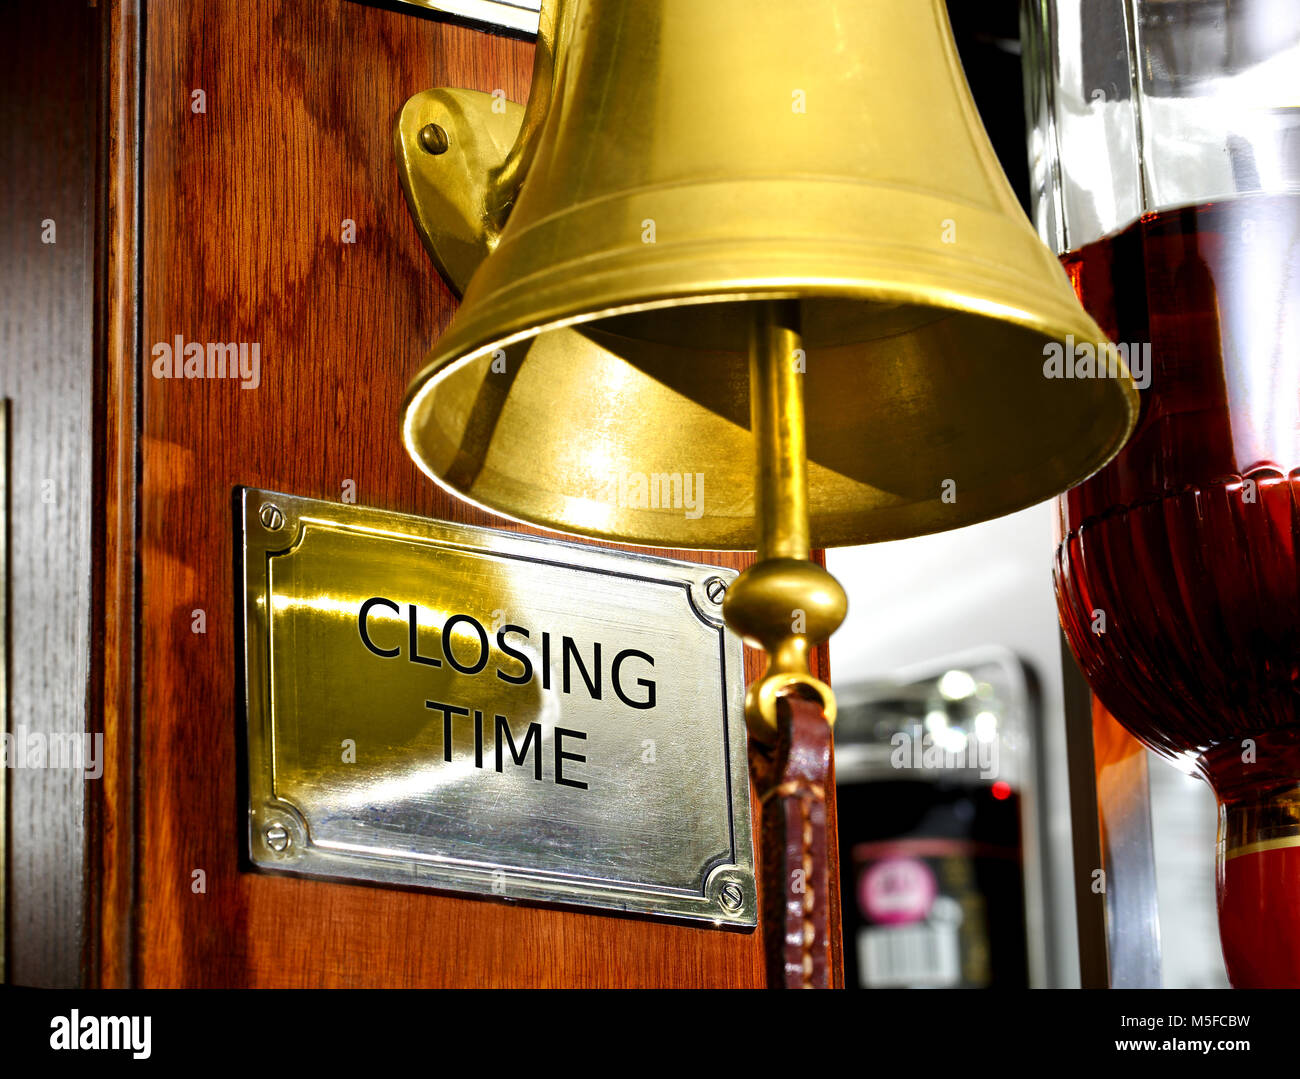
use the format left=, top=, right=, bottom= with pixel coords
left=394, top=0, right=1137, bottom=737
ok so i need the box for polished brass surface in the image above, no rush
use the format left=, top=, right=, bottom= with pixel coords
left=397, top=0, right=1138, bottom=552
left=722, top=303, right=843, bottom=736
left=393, top=1, right=565, bottom=294
left=1221, top=784, right=1300, bottom=860
left=483, top=0, right=568, bottom=236
left=239, top=488, right=755, bottom=924
left=725, top=559, right=844, bottom=738
left=748, top=301, right=809, bottom=565
left=397, top=0, right=1141, bottom=745
left=394, top=90, right=525, bottom=296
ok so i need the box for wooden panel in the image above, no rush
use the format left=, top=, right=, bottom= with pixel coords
left=123, top=0, right=839, bottom=987
left=0, top=0, right=99, bottom=988
left=94, top=0, right=144, bottom=991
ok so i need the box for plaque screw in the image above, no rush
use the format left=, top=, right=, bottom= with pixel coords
left=264, top=823, right=291, bottom=853
left=419, top=123, right=450, bottom=155
left=259, top=503, right=285, bottom=531
left=719, top=881, right=744, bottom=913
left=704, top=576, right=728, bottom=605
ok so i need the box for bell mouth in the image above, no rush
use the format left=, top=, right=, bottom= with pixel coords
left=402, top=290, right=1138, bottom=551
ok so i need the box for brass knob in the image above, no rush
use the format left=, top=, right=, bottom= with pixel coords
left=723, top=558, right=846, bottom=739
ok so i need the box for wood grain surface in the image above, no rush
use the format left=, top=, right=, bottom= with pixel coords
left=104, top=0, right=842, bottom=987
left=92, top=0, right=145, bottom=993
left=0, top=0, right=99, bottom=989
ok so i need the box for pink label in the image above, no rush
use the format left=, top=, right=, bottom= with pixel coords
left=859, top=856, right=937, bottom=925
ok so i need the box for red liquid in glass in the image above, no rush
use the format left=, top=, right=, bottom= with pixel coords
left=1055, top=195, right=1300, bottom=986
left=1057, top=195, right=1300, bottom=788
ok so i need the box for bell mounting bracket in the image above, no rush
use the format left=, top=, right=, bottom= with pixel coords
left=394, top=88, right=526, bottom=297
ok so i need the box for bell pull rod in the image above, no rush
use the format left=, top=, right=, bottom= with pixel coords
left=723, top=301, right=846, bottom=741
left=749, top=300, right=810, bottom=563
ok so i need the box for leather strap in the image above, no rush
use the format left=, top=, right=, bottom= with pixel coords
left=754, top=694, right=833, bottom=988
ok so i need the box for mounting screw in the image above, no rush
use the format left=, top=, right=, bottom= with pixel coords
left=419, top=123, right=449, bottom=155
left=264, top=823, right=290, bottom=853
left=704, top=576, right=728, bottom=605
left=259, top=503, right=285, bottom=531
left=719, top=881, right=744, bottom=913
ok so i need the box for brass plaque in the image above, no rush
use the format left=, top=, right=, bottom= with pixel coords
left=239, top=488, right=755, bottom=926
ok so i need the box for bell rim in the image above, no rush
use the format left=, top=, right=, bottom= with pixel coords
left=401, top=280, right=1137, bottom=551
left=405, top=233, right=1137, bottom=406
left=404, top=277, right=1139, bottom=431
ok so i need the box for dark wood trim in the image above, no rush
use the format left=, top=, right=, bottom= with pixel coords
left=88, top=0, right=144, bottom=990
left=0, top=0, right=100, bottom=988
